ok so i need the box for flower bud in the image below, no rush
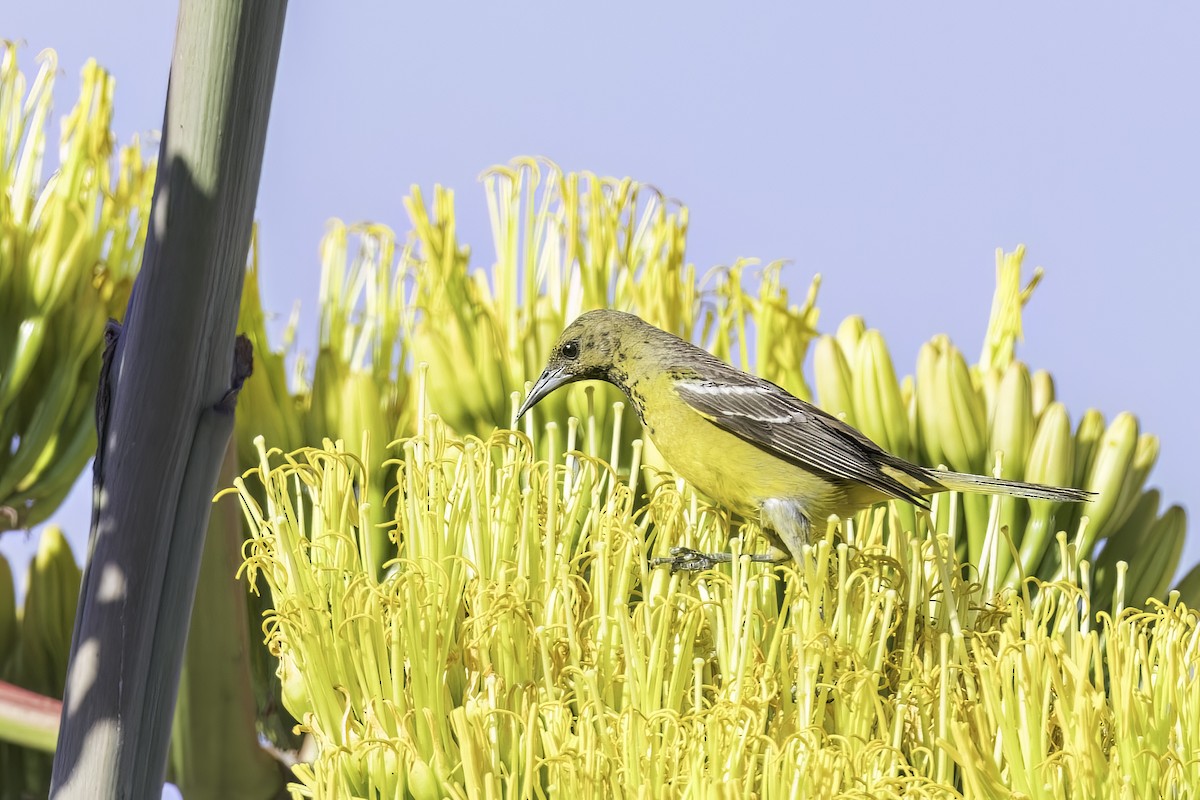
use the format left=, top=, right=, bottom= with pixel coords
left=1107, top=433, right=1159, bottom=537
left=932, top=339, right=986, bottom=473
left=1090, top=489, right=1160, bottom=602
left=835, top=315, right=866, bottom=361
left=914, top=340, right=943, bottom=468
left=1031, top=369, right=1055, bottom=421
left=1070, top=409, right=1106, bottom=491
left=1012, top=402, right=1074, bottom=581
left=813, top=335, right=856, bottom=427
left=1173, top=561, right=1200, bottom=612
left=1077, top=411, right=1139, bottom=555
left=1125, top=505, right=1186, bottom=605
left=989, top=361, right=1033, bottom=481
left=852, top=330, right=911, bottom=458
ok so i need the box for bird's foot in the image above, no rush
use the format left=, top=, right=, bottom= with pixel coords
left=650, top=547, right=733, bottom=573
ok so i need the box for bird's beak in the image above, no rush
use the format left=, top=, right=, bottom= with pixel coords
left=515, top=367, right=573, bottom=421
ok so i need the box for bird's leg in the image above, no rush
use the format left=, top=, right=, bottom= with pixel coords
left=651, top=544, right=791, bottom=573
left=760, top=499, right=812, bottom=562
left=650, top=502, right=815, bottom=573
left=650, top=513, right=796, bottom=573
left=650, top=548, right=730, bottom=572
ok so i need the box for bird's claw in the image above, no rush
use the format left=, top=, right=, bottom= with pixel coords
left=650, top=546, right=722, bottom=573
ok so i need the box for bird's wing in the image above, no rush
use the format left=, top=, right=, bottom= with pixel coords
left=674, top=374, right=932, bottom=508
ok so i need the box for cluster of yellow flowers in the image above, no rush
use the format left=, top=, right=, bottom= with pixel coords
left=235, top=407, right=1199, bottom=798
left=0, top=43, right=150, bottom=532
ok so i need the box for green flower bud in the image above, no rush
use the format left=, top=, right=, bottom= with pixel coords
left=340, top=371, right=390, bottom=464
left=852, top=330, right=911, bottom=459
left=1031, top=369, right=1055, bottom=421
left=932, top=339, right=986, bottom=473
left=988, top=361, right=1033, bottom=581
left=304, top=349, right=346, bottom=446
left=813, top=335, right=856, bottom=427
left=0, top=316, right=48, bottom=411
left=1090, top=489, right=1160, bottom=602
left=1125, top=506, right=1186, bottom=606
left=236, top=350, right=296, bottom=458
left=277, top=650, right=312, bottom=722
left=0, top=355, right=81, bottom=505
left=1107, top=433, right=1159, bottom=537
left=929, top=339, right=989, bottom=556
left=835, top=315, right=866, bottom=361
left=988, top=361, right=1033, bottom=481
left=914, top=340, right=944, bottom=468
left=1012, top=402, right=1074, bottom=582
left=1076, top=412, right=1140, bottom=556
left=12, top=525, right=81, bottom=697
left=407, top=757, right=442, bottom=800
left=1173, top=561, right=1200, bottom=612
left=1070, top=409, right=1106, bottom=491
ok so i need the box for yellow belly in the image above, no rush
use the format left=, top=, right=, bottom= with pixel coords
left=638, top=383, right=855, bottom=525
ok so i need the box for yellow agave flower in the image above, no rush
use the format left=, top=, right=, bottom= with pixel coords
left=233, top=389, right=1200, bottom=799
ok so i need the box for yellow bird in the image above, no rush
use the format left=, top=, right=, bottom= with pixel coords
left=516, top=309, right=1092, bottom=571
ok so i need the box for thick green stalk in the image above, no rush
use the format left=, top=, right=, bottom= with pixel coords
left=49, top=1, right=287, bottom=796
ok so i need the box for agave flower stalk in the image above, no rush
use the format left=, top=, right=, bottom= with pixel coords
left=235, top=373, right=1200, bottom=799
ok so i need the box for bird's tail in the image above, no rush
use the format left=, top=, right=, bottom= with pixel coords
left=929, top=470, right=1094, bottom=503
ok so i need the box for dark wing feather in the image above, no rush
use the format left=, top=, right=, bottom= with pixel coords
left=674, top=371, right=934, bottom=509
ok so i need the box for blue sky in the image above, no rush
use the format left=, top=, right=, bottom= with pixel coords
left=5, top=2, right=1199, bottom=589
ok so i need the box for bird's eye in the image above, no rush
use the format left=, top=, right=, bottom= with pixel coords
left=561, top=340, right=580, bottom=360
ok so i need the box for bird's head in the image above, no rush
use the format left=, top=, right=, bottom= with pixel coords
left=515, top=309, right=649, bottom=420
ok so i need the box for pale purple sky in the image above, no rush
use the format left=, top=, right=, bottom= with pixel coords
left=5, top=2, right=1199, bottom=590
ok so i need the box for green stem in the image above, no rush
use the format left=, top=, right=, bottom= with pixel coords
left=0, top=679, right=60, bottom=752
left=50, top=1, right=287, bottom=796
